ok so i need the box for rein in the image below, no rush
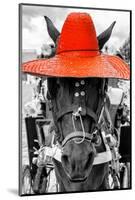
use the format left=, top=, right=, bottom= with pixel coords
left=71, top=107, right=87, bottom=144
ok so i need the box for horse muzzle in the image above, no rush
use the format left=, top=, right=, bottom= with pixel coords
left=61, top=132, right=96, bottom=182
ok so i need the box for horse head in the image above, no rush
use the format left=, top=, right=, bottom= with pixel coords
left=47, top=77, right=109, bottom=184
left=44, top=15, right=116, bottom=191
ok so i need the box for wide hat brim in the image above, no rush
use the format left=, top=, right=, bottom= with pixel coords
left=22, top=52, right=130, bottom=79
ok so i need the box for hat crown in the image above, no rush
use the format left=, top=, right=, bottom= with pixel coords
left=57, top=12, right=99, bottom=54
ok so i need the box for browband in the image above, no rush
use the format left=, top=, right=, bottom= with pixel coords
left=56, top=105, right=98, bottom=122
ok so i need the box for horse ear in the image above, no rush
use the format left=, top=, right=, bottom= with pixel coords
left=44, top=16, right=60, bottom=44
left=97, top=21, right=116, bottom=50
left=115, top=50, right=124, bottom=60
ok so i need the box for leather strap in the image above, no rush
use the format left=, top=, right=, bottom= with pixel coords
left=56, top=105, right=98, bottom=122
left=62, top=131, right=93, bottom=147
left=48, top=145, right=112, bottom=165
left=93, top=150, right=112, bottom=165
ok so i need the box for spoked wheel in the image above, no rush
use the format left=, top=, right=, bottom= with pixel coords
left=22, top=165, right=32, bottom=194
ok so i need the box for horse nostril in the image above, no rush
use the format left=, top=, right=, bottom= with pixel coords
left=85, top=152, right=94, bottom=170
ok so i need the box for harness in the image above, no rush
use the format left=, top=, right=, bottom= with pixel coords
left=46, top=78, right=114, bottom=165
left=43, top=102, right=113, bottom=165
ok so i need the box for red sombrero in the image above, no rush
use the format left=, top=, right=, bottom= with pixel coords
left=22, top=12, right=130, bottom=79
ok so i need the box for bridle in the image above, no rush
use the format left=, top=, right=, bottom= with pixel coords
left=49, top=78, right=109, bottom=148
left=62, top=100, right=106, bottom=147
left=43, top=78, right=113, bottom=166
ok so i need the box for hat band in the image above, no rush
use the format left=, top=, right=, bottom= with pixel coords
left=57, top=49, right=100, bottom=57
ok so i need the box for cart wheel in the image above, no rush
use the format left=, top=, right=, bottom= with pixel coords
left=22, top=165, right=32, bottom=194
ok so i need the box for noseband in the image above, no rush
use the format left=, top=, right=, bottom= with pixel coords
left=49, top=100, right=112, bottom=165
left=62, top=104, right=105, bottom=147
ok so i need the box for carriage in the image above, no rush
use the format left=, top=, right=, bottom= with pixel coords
left=21, top=12, right=130, bottom=194
left=22, top=116, right=55, bottom=194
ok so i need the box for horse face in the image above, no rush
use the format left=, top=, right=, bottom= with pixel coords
left=41, top=16, right=116, bottom=189
left=48, top=77, right=105, bottom=181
